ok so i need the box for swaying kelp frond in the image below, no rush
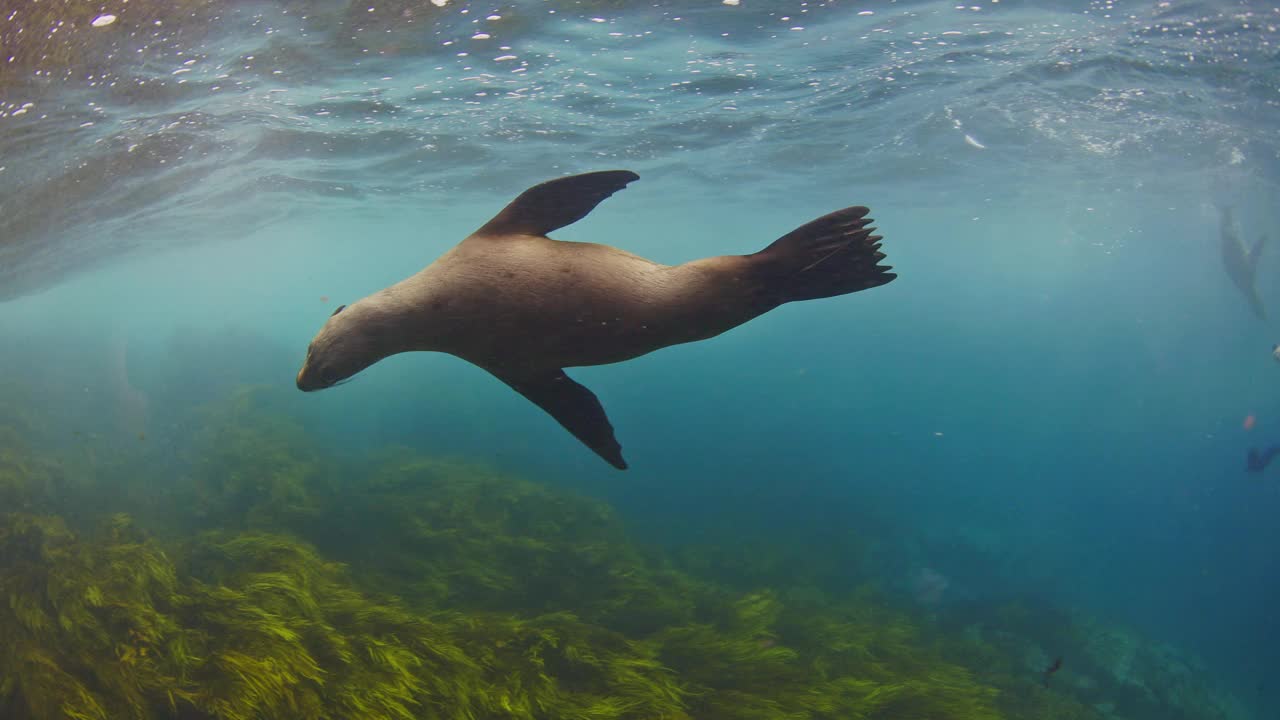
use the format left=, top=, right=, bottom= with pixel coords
left=175, top=531, right=491, bottom=720
left=0, top=386, right=1245, bottom=720
left=646, top=585, right=1008, bottom=720
left=0, top=425, right=65, bottom=517
left=181, top=387, right=336, bottom=535
left=0, top=513, right=184, bottom=720
left=453, top=611, right=691, bottom=720
left=266, top=449, right=704, bottom=635
left=0, top=514, right=484, bottom=720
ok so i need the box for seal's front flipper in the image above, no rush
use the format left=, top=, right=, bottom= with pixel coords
left=489, top=367, right=627, bottom=470
left=751, top=206, right=896, bottom=303
left=472, top=170, right=640, bottom=239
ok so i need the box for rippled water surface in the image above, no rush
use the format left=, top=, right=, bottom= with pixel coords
left=3, top=0, right=1276, bottom=294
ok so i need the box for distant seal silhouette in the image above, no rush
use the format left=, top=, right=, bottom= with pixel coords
left=1247, top=444, right=1280, bottom=473
left=296, top=170, right=896, bottom=469
left=1219, top=204, right=1268, bottom=319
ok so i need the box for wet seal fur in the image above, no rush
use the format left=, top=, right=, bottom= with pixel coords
left=296, top=171, right=896, bottom=469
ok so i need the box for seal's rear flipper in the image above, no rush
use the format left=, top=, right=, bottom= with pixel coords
left=751, top=206, right=896, bottom=303
left=472, top=170, right=640, bottom=239
left=489, top=367, right=627, bottom=470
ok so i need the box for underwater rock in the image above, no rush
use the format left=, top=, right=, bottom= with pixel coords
left=936, top=599, right=1243, bottom=720
left=1081, top=624, right=1141, bottom=686
left=910, top=566, right=951, bottom=606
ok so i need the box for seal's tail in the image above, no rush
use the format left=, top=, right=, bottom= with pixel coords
left=750, top=206, right=896, bottom=303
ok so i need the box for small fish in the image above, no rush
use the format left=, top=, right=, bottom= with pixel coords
left=1042, top=656, right=1063, bottom=687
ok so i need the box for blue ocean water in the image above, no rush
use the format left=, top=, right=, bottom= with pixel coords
left=2, top=0, right=1279, bottom=717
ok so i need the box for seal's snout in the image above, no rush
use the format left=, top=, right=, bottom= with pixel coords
left=296, top=365, right=318, bottom=392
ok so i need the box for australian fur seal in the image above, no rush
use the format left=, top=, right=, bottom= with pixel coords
left=296, top=170, right=896, bottom=469
left=1218, top=204, right=1268, bottom=319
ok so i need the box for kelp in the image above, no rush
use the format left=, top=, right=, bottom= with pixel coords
left=181, top=387, right=335, bottom=535
left=175, top=531, right=490, bottom=720
left=0, top=427, right=60, bottom=515
left=453, top=612, right=690, bottom=720
left=0, top=384, right=69, bottom=516
left=179, top=390, right=702, bottom=634
left=651, top=589, right=1002, bottom=720
left=0, top=505, right=464, bottom=720
left=0, top=513, right=182, bottom=720
left=0, top=511, right=697, bottom=720
left=0, top=387, right=1240, bottom=720
left=296, top=450, right=705, bottom=635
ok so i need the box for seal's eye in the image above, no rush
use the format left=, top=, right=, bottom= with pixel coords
left=331, top=304, right=347, bottom=317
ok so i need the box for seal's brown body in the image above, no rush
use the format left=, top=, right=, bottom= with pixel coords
left=385, top=238, right=761, bottom=368
left=297, top=171, right=895, bottom=469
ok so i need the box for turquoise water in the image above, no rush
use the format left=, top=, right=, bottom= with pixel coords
left=2, top=1, right=1278, bottom=718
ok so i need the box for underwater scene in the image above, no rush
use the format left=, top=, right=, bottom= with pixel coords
left=2, top=0, right=1279, bottom=718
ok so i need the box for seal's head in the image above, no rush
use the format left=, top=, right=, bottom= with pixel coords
left=296, top=302, right=386, bottom=391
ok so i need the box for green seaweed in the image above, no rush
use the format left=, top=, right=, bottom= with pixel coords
left=455, top=611, right=691, bottom=720
left=0, top=503, right=484, bottom=720
left=180, top=387, right=334, bottom=534
left=298, top=450, right=703, bottom=632
left=0, top=513, right=182, bottom=720
left=0, top=387, right=1243, bottom=720
left=175, top=532, right=486, bottom=720
left=650, top=588, right=1003, bottom=720
left=175, top=391, right=702, bottom=632
left=0, top=508, right=698, bottom=720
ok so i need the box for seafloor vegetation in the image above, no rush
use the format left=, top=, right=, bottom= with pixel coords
left=0, top=382, right=1242, bottom=720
